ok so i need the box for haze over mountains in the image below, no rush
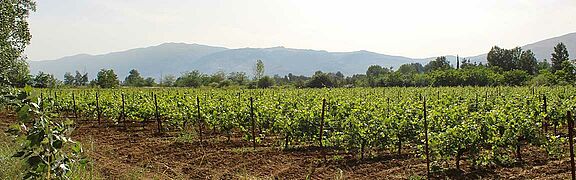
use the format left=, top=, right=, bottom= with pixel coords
left=29, top=32, right=576, bottom=80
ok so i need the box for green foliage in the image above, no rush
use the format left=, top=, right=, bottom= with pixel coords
left=0, top=0, right=36, bottom=87
left=424, top=56, right=452, bottom=72
left=124, top=69, right=145, bottom=87
left=502, top=70, right=530, bottom=86
left=518, top=50, right=538, bottom=75
left=306, top=71, right=335, bottom=88
left=64, top=71, right=89, bottom=87
left=530, top=70, right=556, bottom=86
left=227, top=72, right=248, bottom=86
left=175, top=70, right=204, bottom=87
left=257, top=76, right=274, bottom=88
left=30, top=71, right=59, bottom=88
left=551, top=42, right=570, bottom=72
left=253, top=59, right=265, bottom=80
left=34, top=86, right=574, bottom=173
left=397, top=63, right=424, bottom=75
left=2, top=86, right=86, bottom=179
left=537, top=59, right=552, bottom=71
left=160, top=74, right=176, bottom=87
left=95, top=69, right=119, bottom=88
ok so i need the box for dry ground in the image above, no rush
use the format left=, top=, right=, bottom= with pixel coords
left=1, top=113, right=574, bottom=179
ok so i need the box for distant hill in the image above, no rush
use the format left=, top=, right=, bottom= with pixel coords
left=469, top=32, right=576, bottom=62
left=29, top=32, right=576, bottom=80
left=29, top=43, right=425, bottom=80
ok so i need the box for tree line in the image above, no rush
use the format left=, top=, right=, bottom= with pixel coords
left=5, top=42, right=573, bottom=89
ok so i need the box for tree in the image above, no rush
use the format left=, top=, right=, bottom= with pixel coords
left=530, top=70, right=556, bottom=86
left=366, top=65, right=389, bottom=77
left=81, top=73, right=88, bottom=85
left=502, top=70, right=530, bottom=86
left=96, top=69, right=119, bottom=88
left=257, top=76, right=274, bottom=88
left=397, top=63, right=424, bottom=74
left=175, top=70, right=204, bottom=87
left=0, top=0, right=36, bottom=87
left=537, top=59, right=551, bottom=71
left=31, top=71, right=58, bottom=88
left=228, top=72, right=248, bottom=85
left=210, top=71, right=226, bottom=84
left=366, top=65, right=390, bottom=87
left=124, top=69, right=145, bottom=86
left=460, top=58, right=477, bottom=69
left=424, top=56, right=451, bottom=72
left=253, top=59, right=264, bottom=80
left=143, top=77, right=156, bottom=87
left=518, top=50, right=538, bottom=75
left=306, top=71, right=335, bottom=88
left=551, top=42, right=570, bottom=72
left=160, top=75, right=176, bottom=87
left=487, top=46, right=513, bottom=71
left=559, top=60, right=576, bottom=84
left=64, top=72, right=75, bottom=86
left=64, top=71, right=88, bottom=86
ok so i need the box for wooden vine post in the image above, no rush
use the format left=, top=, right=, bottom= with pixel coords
left=319, top=98, right=326, bottom=148
left=54, top=91, right=58, bottom=113
left=39, top=92, right=43, bottom=111
left=424, top=96, right=430, bottom=180
left=568, top=110, right=575, bottom=180
left=196, top=96, right=203, bottom=144
left=250, top=97, right=256, bottom=150
left=543, top=94, right=548, bottom=133
left=72, top=92, right=78, bottom=119
left=96, top=92, right=101, bottom=125
left=154, top=94, right=161, bottom=133
left=121, top=94, right=126, bottom=129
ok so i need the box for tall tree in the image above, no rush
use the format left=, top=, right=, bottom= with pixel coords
left=124, top=69, right=145, bottom=86
left=31, top=71, right=58, bottom=88
left=0, top=0, right=36, bottom=87
left=551, top=42, right=570, bottom=72
left=253, top=59, right=264, bottom=80
left=257, top=76, right=274, bottom=88
left=397, top=63, right=424, bottom=74
left=96, top=69, right=119, bottom=88
left=228, top=72, right=248, bottom=85
left=487, top=46, right=523, bottom=71
left=175, top=70, right=204, bottom=87
left=424, top=56, right=451, bottom=72
left=74, top=71, right=88, bottom=86
left=160, top=74, right=176, bottom=87
left=537, top=59, right=551, bottom=72
left=64, top=72, right=75, bottom=85
left=366, top=65, right=389, bottom=87
left=518, top=50, right=538, bottom=75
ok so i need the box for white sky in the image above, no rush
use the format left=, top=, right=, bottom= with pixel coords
left=25, top=0, right=576, bottom=60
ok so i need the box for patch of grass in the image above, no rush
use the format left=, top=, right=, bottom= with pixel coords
left=123, top=168, right=146, bottom=180
left=332, top=155, right=344, bottom=161
left=176, top=130, right=197, bottom=143
left=68, top=135, right=103, bottom=180
left=0, top=133, right=24, bottom=179
left=0, top=130, right=103, bottom=179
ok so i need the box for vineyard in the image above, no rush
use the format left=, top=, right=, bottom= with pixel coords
left=29, top=86, right=576, bottom=178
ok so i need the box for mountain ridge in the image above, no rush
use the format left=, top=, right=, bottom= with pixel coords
left=29, top=32, right=576, bottom=80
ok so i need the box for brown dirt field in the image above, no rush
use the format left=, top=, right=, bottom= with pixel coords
left=1, top=113, right=574, bottom=179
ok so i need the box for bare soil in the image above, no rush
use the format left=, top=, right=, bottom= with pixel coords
left=1, top=114, right=574, bottom=179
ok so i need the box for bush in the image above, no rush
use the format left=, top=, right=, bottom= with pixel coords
left=503, top=70, right=530, bottom=86
left=257, top=76, right=274, bottom=88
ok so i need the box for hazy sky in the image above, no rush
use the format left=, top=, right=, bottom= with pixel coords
left=25, top=0, right=576, bottom=61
